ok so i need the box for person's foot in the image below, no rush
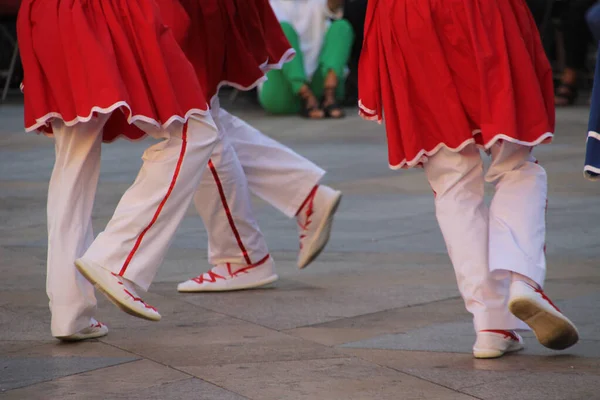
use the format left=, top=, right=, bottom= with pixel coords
left=299, top=85, right=325, bottom=119
left=75, top=259, right=161, bottom=322
left=296, top=185, right=342, bottom=269
left=555, top=82, right=578, bottom=106
left=177, top=255, right=278, bottom=292
left=55, top=318, right=108, bottom=342
left=473, top=330, right=524, bottom=359
left=322, top=87, right=345, bottom=118
left=508, top=281, right=579, bottom=350
left=555, top=69, right=578, bottom=107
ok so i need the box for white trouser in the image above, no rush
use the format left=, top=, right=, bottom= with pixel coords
left=47, top=115, right=106, bottom=337
left=47, top=113, right=218, bottom=336
left=194, top=123, right=269, bottom=266
left=424, top=141, right=548, bottom=332
left=194, top=107, right=325, bottom=266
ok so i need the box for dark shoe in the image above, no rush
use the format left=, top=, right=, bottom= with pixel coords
left=322, top=87, right=345, bottom=118
left=555, top=82, right=578, bottom=106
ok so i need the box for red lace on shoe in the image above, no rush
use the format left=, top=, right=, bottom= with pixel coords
left=191, top=255, right=270, bottom=283
left=91, top=321, right=104, bottom=328
left=122, top=289, right=158, bottom=312
left=111, top=273, right=158, bottom=312
left=480, top=330, right=520, bottom=342
left=191, top=270, right=225, bottom=284
left=228, top=255, right=270, bottom=277
left=524, top=282, right=562, bottom=313
left=296, top=186, right=318, bottom=249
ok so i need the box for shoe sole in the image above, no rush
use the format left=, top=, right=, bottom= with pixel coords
left=56, top=329, right=108, bottom=342
left=178, top=274, right=279, bottom=293
left=473, top=344, right=523, bottom=359
left=75, top=260, right=161, bottom=322
left=509, top=297, right=579, bottom=350
left=297, top=191, right=342, bottom=269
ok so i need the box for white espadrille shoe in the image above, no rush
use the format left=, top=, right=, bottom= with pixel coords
left=296, top=185, right=342, bottom=269
left=178, top=255, right=277, bottom=292
left=508, top=281, right=579, bottom=350
left=473, top=330, right=524, bottom=359
left=56, top=318, right=109, bottom=342
left=75, top=259, right=161, bottom=322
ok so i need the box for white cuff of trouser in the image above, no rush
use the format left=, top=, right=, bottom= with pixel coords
left=490, top=264, right=546, bottom=289
left=50, top=304, right=96, bottom=337
left=284, top=170, right=326, bottom=218
left=472, top=309, right=529, bottom=332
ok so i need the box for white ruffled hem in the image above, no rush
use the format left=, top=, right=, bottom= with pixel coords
left=358, top=100, right=382, bottom=124
left=260, top=48, right=296, bottom=73
left=214, top=48, right=296, bottom=97
left=358, top=98, right=553, bottom=169
left=388, top=132, right=554, bottom=170
left=25, top=101, right=215, bottom=142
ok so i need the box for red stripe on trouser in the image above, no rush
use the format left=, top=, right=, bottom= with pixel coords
left=207, top=159, right=252, bottom=265
left=119, top=123, right=189, bottom=276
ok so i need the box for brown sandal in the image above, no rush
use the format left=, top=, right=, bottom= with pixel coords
left=322, top=87, right=345, bottom=118
left=299, top=88, right=324, bottom=119
left=554, top=83, right=578, bottom=106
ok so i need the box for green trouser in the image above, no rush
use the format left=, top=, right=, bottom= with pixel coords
left=259, top=19, right=354, bottom=114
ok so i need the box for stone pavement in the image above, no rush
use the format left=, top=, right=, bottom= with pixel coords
left=0, top=98, right=599, bottom=400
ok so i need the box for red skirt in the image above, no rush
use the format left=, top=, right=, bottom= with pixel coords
left=18, top=0, right=211, bottom=142
left=177, top=0, right=295, bottom=101
left=358, top=0, right=555, bottom=169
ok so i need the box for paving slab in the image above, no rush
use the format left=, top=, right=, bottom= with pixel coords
left=108, top=378, right=249, bottom=400
left=182, top=357, right=479, bottom=400
left=285, top=297, right=467, bottom=346
left=0, top=356, right=139, bottom=392
left=0, top=359, right=191, bottom=400
left=461, top=372, right=600, bottom=400
left=342, top=349, right=600, bottom=400
left=340, top=295, right=600, bottom=358
left=102, top=319, right=345, bottom=367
